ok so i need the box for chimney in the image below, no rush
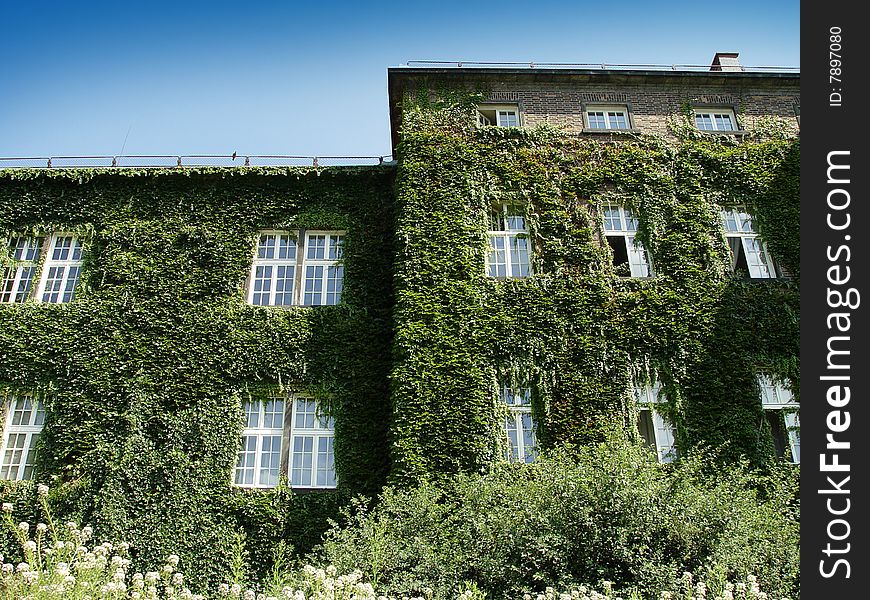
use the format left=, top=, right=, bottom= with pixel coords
left=710, top=52, right=742, bottom=72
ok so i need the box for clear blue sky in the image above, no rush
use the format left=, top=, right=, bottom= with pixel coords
left=0, top=1, right=799, bottom=158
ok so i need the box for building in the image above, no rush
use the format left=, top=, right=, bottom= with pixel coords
left=0, top=52, right=799, bottom=579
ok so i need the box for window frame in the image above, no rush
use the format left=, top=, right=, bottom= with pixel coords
left=34, top=233, right=84, bottom=304
left=1, top=235, right=45, bottom=304
left=476, top=104, right=521, bottom=128
left=1, top=393, right=46, bottom=481
left=692, top=107, right=739, bottom=132
left=758, top=375, right=800, bottom=464
left=500, top=385, right=537, bottom=464
left=288, top=394, right=337, bottom=489
left=234, top=396, right=286, bottom=489
left=634, top=383, right=677, bottom=463
left=582, top=104, right=633, bottom=131
left=246, top=229, right=345, bottom=307
left=720, top=207, right=779, bottom=279
left=486, top=202, right=532, bottom=279
left=601, top=203, right=653, bottom=277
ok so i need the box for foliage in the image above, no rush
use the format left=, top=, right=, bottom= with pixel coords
left=316, top=441, right=799, bottom=600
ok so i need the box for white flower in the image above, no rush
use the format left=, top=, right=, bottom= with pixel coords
left=244, top=590, right=255, bottom=600
left=163, top=563, right=175, bottom=574
left=231, top=584, right=242, bottom=596
left=16, top=561, right=30, bottom=572
left=218, top=583, right=230, bottom=596
left=173, top=572, right=184, bottom=586
left=24, top=540, right=37, bottom=552
left=18, top=522, right=29, bottom=533
left=114, top=568, right=126, bottom=582
left=2, top=563, right=13, bottom=574
left=36, top=522, right=48, bottom=533
left=81, top=525, right=93, bottom=539
left=37, top=484, right=49, bottom=496
left=1, top=503, right=13, bottom=513
left=145, top=571, right=160, bottom=584
left=167, top=554, right=180, bottom=567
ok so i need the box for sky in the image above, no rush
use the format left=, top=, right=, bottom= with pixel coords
left=0, top=1, right=799, bottom=159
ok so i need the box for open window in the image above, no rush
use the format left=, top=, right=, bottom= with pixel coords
left=634, top=384, right=676, bottom=463
left=720, top=208, right=780, bottom=278
left=477, top=104, right=520, bottom=127
left=602, top=203, right=653, bottom=277
left=758, top=375, right=799, bottom=464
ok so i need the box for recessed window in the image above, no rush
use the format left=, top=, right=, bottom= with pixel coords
left=477, top=105, right=520, bottom=127
left=1, top=236, right=43, bottom=303
left=694, top=108, right=737, bottom=131
left=247, top=230, right=345, bottom=306
left=585, top=105, right=631, bottom=130
left=487, top=202, right=531, bottom=278
left=634, top=384, right=677, bottom=463
left=758, top=375, right=799, bottom=464
left=235, top=398, right=285, bottom=488
left=1, top=393, right=46, bottom=480
left=36, top=234, right=83, bottom=303
left=289, top=396, right=336, bottom=488
left=501, top=386, right=537, bottom=463
left=720, top=208, right=779, bottom=278
left=602, top=203, right=653, bottom=277
left=233, top=393, right=337, bottom=489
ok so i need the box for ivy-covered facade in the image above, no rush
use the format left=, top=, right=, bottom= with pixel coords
left=0, top=59, right=799, bottom=588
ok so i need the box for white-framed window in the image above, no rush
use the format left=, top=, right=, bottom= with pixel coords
left=694, top=108, right=737, bottom=131
left=35, top=234, right=83, bottom=304
left=758, top=375, right=800, bottom=464
left=289, top=396, right=336, bottom=488
left=501, top=386, right=537, bottom=463
left=246, top=230, right=345, bottom=307
left=234, top=398, right=285, bottom=488
left=302, top=232, right=344, bottom=306
left=1, top=236, right=44, bottom=303
left=634, top=384, right=677, bottom=463
left=602, top=203, right=653, bottom=277
left=1, top=393, right=46, bottom=481
left=477, top=104, right=520, bottom=127
left=487, top=202, right=531, bottom=278
left=720, top=208, right=778, bottom=279
left=584, top=105, right=631, bottom=130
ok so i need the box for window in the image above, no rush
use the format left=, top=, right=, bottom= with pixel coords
left=634, top=384, right=677, bottom=463
left=1, top=393, right=45, bottom=480
left=584, top=105, right=631, bottom=130
left=233, top=393, right=337, bottom=489
left=602, top=203, right=653, bottom=277
left=758, top=375, right=799, bottom=464
left=487, top=202, right=531, bottom=278
left=720, top=208, right=779, bottom=278
left=247, top=230, right=345, bottom=306
left=36, top=234, right=83, bottom=303
left=235, top=398, right=285, bottom=488
left=501, top=386, right=537, bottom=463
left=477, top=105, right=520, bottom=127
left=1, top=236, right=43, bottom=303
left=289, top=396, right=336, bottom=488
left=694, top=108, right=737, bottom=131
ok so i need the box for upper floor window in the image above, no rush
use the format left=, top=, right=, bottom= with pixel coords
left=758, top=375, right=799, bottom=464
left=634, top=384, right=677, bottom=463
left=1, top=393, right=46, bottom=481
left=37, top=234, right=83, bottom=303
left=694, top=108, right=737, bottom=132
left=247, top=230, right=344, bottom=307
left=477, top=105, right=520, bottom=127
left=602, top=203, right=653, bottom=277
left=584, top=105, right=631, bottom=130
left=720, top=208, right=779, bottom=279
left=487, top=202, right=531, bottom=278
left=233, top=393, right=336, bottom=489
left=1, top=236, right=43, bottom=303
left=501, top=386, right=537, bottom=463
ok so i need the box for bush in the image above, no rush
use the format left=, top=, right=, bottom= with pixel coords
left=314, top=440, right=798, bottom=600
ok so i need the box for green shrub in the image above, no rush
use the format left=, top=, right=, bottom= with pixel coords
left=314, top=440, right=798, bottom=600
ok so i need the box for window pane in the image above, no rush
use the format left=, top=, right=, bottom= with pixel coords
left=487, top=237, right=507, bottom=277
left=259, top=435, right=282, bottom=487
left=307, top=235, right=326, bottom=260
left=277, top=235, right=297, bottom=260
left=325, top=266, right=343, bottom=305
left=509, top=236, right=530, bottom=277
left=588, top=112, right=606, bottom=129
left=257, top=234, right=276, bottom=259
left=608, top=112, right=628, bottom=129
left=304, top=266, right=324, bottom=305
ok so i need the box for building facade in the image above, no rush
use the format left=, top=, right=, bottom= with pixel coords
left=0, top=53, right=799, bottom=580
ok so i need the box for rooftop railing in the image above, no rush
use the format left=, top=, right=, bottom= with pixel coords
left=402, top=60, right=800, bottom=72
left=0, top=155, right=395, bottom=169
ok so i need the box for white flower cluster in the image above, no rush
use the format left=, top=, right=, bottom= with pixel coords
left=1, top=485, right=206, bottom=600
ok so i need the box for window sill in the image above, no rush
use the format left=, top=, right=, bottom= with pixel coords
left=581, top=128, right=642, bottom=134
left=695, top=129, right=748, bottom=136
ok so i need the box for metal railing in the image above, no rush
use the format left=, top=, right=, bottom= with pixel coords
left=0, top=154, right=395, bottom=169
left=403, top=60, right=799, bottom=72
